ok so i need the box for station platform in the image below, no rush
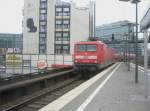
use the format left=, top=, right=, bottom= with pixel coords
left=39, top=62, right=150, bottom=111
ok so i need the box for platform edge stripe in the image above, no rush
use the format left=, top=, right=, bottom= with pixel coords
left=130, top=63, right=150, bottom=75
left=76, top=63, right=121, bottom=111
left=131, top=63, right=150, bottom=71
left=38, top=63, right=119, bottom=111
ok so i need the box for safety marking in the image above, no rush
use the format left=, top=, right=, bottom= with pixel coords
left=76, top=63, right=121, bottom=111
left=39, top=63, right=119, bottom=111
left=130, top=63, right=150, bottom=76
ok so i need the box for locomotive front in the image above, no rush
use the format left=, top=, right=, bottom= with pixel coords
left=74, top=41, right=99, bottom=73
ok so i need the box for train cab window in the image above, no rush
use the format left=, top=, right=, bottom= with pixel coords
left=76, top=45, right=86, bottom=52
left=76, top=44, right=96, bottom=52
left=87, top=45, right=96, bottom=52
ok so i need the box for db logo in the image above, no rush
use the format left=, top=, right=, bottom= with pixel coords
left=37, top=60, right=47, bottom=69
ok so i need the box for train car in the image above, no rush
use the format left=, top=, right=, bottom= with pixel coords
left=73, top=41, right=115, bottom=77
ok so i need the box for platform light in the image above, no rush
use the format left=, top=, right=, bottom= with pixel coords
left=119, top=0, right=141, bottom=84
left=119, top=0, right=130, bottom=2
left=131, top=0, right=140, bottom=3
left=119, top=0, right=140, bottom=2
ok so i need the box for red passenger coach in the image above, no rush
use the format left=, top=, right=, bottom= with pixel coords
left=74, top=41, right=115, bottom=77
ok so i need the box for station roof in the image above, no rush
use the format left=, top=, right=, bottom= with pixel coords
left=140, top=8, right=150, bottom=30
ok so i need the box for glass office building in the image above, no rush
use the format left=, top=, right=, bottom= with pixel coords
left=96, top=20, right=134, bottom=42
left=96, top=21, right=143, bottom=55
left=0, top=33, right=22, bottom=53
left=107, top=43, right=143, bottom=55
left=0, top=33, right=22, bottom=65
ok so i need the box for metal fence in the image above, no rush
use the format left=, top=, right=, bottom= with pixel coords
left=0, top=54, right=73, bottom=79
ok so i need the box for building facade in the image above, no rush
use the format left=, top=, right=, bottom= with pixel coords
left=0, top=33, right=22, bottom=54
left=107, top=43, right=143, bottom=55
left=96, top=20, right=135, bottom=42
left=0, top=33, right=22, bottom=66
left=96, top=21, right=143, bottom=55
left=23, top=0, right=90, bottom=55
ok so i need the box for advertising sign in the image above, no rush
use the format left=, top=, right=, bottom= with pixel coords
left=6, top=54, right=22, bottom=67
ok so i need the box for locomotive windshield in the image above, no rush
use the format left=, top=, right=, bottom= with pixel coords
left=77, top=44, right=96, bottom=52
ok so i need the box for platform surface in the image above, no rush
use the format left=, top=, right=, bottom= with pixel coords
left=40, top=63, right=150, bottom=111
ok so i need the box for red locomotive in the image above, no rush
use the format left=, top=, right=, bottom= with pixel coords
left=74, top=40, right=116, bottom=77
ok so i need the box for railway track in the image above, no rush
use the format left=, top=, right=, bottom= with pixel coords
left=0, top=64, right=114, bottom=111
left=1, top=78, right=84, bottom=111
left=0, top=68, right=75, bottom=109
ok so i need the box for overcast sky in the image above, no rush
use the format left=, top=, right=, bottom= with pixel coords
left=0, top=0, right=149, bottom=33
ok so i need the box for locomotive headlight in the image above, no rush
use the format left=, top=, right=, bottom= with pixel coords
left=75, top=60, right=78, bottom=62
left=75, top=56, right=84, bottom=59
left=94, top=60, right=98, bottom=63
left=88, top=56, right=97, bottom=59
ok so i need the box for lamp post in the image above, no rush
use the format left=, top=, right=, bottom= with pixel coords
left=127, top=23, right=134, bottom=71
left=141, top=7, right=150, bottom=99
left=143, top=30, right=149, bottom=98
left=89, top=0, right=96, bottom=38
left=134, top=0, right=140, bottom=83
left=121, top=23, right=133, bottom=71
left=94, top=0, right=96, bottom=38
left=119, top=0, right=140, bottom=83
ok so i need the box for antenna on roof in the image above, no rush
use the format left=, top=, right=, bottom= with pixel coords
left=89, top=37, right=100, bottom=41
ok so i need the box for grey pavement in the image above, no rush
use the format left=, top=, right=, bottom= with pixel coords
left=61, top=63, right=150, bottom=111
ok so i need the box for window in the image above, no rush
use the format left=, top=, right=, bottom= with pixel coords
left=40, top=14, right=47, bottom=20
left=56, top=32, right=62, bottom=37
left=56, top=20, right=63, bottom=29
left=40, top=33, right=46, bottom=38
left=55, top=32, right=62, bottom=41
left=40, top=9, right=46, bottom=14
left=56, top=36, right=62, bottom=41
left=63, top=12, right=70, bottom=16
left=63, top=32, right=69, bottom=37
left=87, top=45, right=96, bottom=51
left=40, top=38, right=46, bottom=44
left=63, top=20, right=69, bottom=24
left=40, top=26, right=47, bottom=32
left=56, top=8, right=62, bottom=12
left=62, top=36, right=69, bottom=41
left=56, top=12, right=63, bottom=16
left=40, top=2, right=47, bottom=8
left=56, top=20, right=62, bottom=25
left=55, top=45, right=61, bottom=49
left=63, top=7, right=70, bottom=16
left=40, top=21, right=46, bottom=25
left=63, top=45, right=69, bottom=50
left=54, top=5, right=70, bottom=54
left=39, top=0, right=47, bottom=54
left=39, top=49, right=46, bottom=54
left=39, top=44, right=46, bottom=49
left=77, top=45, right=86, bottom=52
left=56, top=24, right=63, bottom=29
left=41, top=0, right=47, bottom=2
left=63, top=7, right=70, bottom=12
left=63, top=32, right=69, bottom=41
left=63, top=20, right=70, bottom=28
left=76, top=44, right=97, bottom=52
left=55, top=45, right=62, bottom=54
left=55, top=44, right=70, bottom=54
left=63, top=45, right=70, bottom=54
left=63, top=24, right=69, bottom=28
